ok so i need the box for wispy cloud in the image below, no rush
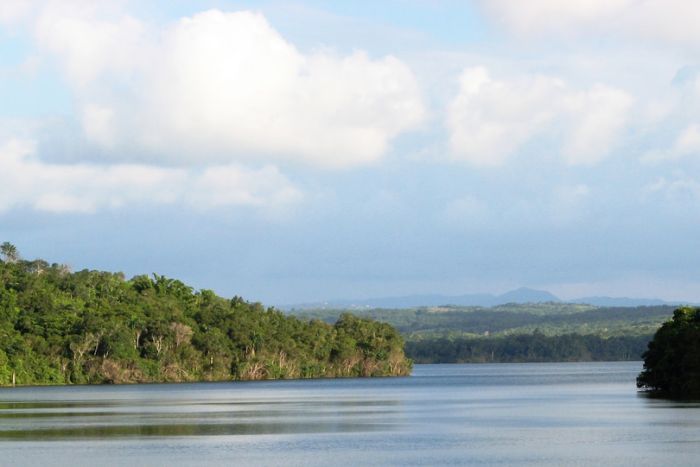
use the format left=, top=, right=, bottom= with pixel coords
left=0, top=139, right=302, bottom=214
left=481, top=0, right=700, bottom=47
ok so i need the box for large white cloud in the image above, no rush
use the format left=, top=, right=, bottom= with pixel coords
left=0, top=139, right=302, bottom=214
left=32, top=8, right=425, bottom=169
left=481, top=0, right=700, bottom=46
left=446, top=67, right=632, bottom=166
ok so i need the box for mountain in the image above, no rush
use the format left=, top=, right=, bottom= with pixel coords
left=284, top=287, right=561, bottom=310
left=496, top=287, right=560, bottom=304
left=283, top=288, right=688, bottom=310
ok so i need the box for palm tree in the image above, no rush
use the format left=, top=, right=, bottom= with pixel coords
left=0, top=242, right=19, bottom=263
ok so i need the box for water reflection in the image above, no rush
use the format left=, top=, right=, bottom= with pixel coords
left=0, top=391, right=403, bottom=440
left=0, top=421, right=390, bottom=439
left=1, top=363, right=700, bottom=466
left=0, top=385, right=400, bottom=441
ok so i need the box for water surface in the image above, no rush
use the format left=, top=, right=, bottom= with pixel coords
left=1, top=362, right=699, bottom=466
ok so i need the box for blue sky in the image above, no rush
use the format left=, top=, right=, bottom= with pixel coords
left=2, top=0, right=700, bottom=304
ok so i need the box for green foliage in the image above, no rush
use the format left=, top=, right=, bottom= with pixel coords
left=0, top=249, right=411, bottom=386
left=406, top=333, right=652, bottom=363
left=637, top=307, right=700, bottom=397
left=292, top=303, right=675, bottom=363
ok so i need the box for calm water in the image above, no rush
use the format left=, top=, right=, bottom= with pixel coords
left=1, top=362, right=699, bottom=466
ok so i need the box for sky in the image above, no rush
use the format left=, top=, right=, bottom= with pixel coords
left=1, top=0, right=700, bottom=305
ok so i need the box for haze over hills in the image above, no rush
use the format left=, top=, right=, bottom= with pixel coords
left=283, top=287, right=687, bottom=310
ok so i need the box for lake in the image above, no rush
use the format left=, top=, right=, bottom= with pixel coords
left=1, top=362, right=699, bottom=466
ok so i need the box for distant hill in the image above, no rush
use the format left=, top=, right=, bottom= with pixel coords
left=570, top=296, right=677, bottom=307
left=285, top=287, right=558, bottom=310
left=498, top=287, right=560, bottom=304
left=283, top=287, right=683, bottom=310
left=289, top=303, right=676, bottom=339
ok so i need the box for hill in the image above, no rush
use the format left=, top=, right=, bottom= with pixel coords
left=285, top=288, right=683, bottom=309
left=290, top=303, right=678, bottom=363
left=289, top=303, right=676, bottom=338
left=0, top=246, right=410, bottom=386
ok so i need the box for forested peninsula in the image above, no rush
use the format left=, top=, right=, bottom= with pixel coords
left=0, top=244, right=411, bottom=386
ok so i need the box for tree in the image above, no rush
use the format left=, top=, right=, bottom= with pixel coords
left=637, top=307, right=700, bottom=397
left=0, top=242, right=19, bottom=263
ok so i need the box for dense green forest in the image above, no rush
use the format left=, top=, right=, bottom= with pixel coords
left=291, top=303, right=676, bottom=362
left=407, top=333, right=651, bottom=363
left=637, top=307, right=700, bottom=397
left=0, top=243, right=410, bottom=386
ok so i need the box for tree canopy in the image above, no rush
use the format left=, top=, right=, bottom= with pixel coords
left=637, top=307, right=700, bottom=397
left=0, top=242, right=19, bottom=263
left=0, top=248, right=410, bottom=386
left=407, top=333, right=650, bottom=363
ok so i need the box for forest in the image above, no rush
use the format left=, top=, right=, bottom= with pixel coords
left=0, top=243, right=411, bottom=386
left=406, top=333, right=651, bottom=363
left=291, top=303, right=676, bottom=362
left=637, top=306, right=700, bottom=397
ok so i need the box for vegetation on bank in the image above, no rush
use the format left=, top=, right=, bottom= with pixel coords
left=291, top=304, right=674, bottom=363
left=406, top=333, right=651, bottom=363
left=637, top=307, right=700, bottom=397
left=0, top=244, right=411, bottom=386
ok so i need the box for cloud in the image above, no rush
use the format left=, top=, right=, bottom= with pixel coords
left=0, top=139, right=302, bottom=214
left=674, top=124, right=700, bottom=154
left=646, top=174, right=700, bottom=203
left=35, top=3, right=146, bottom=86
left=0, top=0, right=35, bottom=27
left=31, top=8, right=425, bottom=169
left=446, top=67, right=632, bottom=166
left=561, top=85, right=633, bottom=165
left=641, top=123, right=700, bottom=164
left=481, top=0, right=700, bottom=47
left=446, top=67, right=563, bottom=166
left=480, top=0, right=630, bottom=37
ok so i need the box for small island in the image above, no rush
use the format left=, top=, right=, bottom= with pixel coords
left=637, top=306, right=700, bottom=397
left=0, top=243, right=411, bottom=386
